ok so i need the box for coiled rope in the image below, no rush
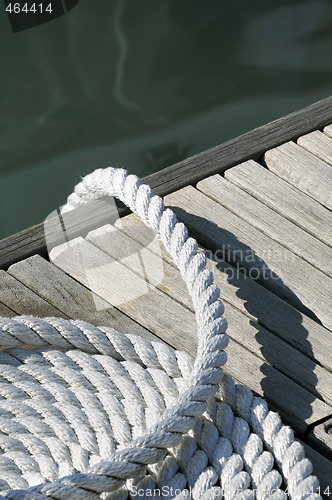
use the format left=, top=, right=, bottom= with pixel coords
left=0, top=168, right=320, bottom=499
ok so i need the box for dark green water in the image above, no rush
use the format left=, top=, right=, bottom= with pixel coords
left=1, top=0, right=332, bottom=238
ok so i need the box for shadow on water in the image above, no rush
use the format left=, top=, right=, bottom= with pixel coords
left=168, top=206, right=322, bottom=435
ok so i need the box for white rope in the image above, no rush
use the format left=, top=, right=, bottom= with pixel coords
left=0, top=168, right=320, bottom=499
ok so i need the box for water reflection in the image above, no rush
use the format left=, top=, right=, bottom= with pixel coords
left=0, top=0, right=331, bottom=237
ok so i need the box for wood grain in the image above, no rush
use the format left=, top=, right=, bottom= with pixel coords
left=47, top=228, right=332, bottom=458
left=0, top=270, right=67, bottom=318
left=1, top=96, right=332, bottom=271
left=143, top=96, right=332, bottom=195
left=0, top=198, right=127, bottom=271
left=224, top=341, right=332, bottom=459
left=224, top=160, right=332, bottom=247
left=297, top=130, right=332, bottom=166
left=197, top=174, right=332, bottom=278
left=0, top=301, right=15, bottom=318
left=49, top=237, right=198, bottom=355
left=8, top=255, right=159, bottom=344
left=165, top=186, right=332, bottom=331
left=324, top=124, right=332, bottom=139
left=113, top=214, right=332, bottom=372
left=87, top=222, right=332, bottom=410
left=264, top=142, right=332, bottom=209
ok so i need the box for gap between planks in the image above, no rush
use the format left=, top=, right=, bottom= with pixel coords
left=7, top=255, right=161, bottom=346
left=263, top=141, right=332, bottom=209
left=45, top=220, right=332, bottom=458
left=224, top=160, right=332, bottom=248
left=116, top=214, right=332, bottom=373
left=196, top=173, right=332, bottom=278
left=297, top=129, right=332, bottom=166
left=164, top=185, right=332, bottom=332
left=2, top=236, right=331, bottom=484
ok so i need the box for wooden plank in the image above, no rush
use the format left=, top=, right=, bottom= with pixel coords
left=1, top=97, right=332, bottom=271
left=7, top=255, right=159, bottom=344
left=224, top=341, right=332, bottom=459
left=324, top=124, right=332, bottom=139
left=197, top=174, right=332, bottom=278
left=143, top=96, right=332, bottom=195
left=0, top=198, right=127, bottom=271
left=0, top=301, right=15, bottom=318
left=48, top=229, right=332, bottom=457
left=0, top=270, right=67, bottom=318
left=165, top=186, right=332, bottom=331
left=49, top=237, right=198, bottom=355
left=89, top=220, right=332, bottom=412
left=264, top=141, right=332, bottom=209
left=224, top=160, right=332, bottom=248
left=297, top=130, right=332, bottom=166
left=107, top=214, right=332, bottom=372
left=87, top=223, right=332, bottom=410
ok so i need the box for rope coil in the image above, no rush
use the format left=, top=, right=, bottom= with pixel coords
left=0, top=168, right=320, bottom=499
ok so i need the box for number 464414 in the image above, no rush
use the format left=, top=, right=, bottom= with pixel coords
left=6, top=3, right=53, bottom=13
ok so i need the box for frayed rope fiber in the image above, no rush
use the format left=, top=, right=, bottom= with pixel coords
left=0, top=168, right=320, bottom=499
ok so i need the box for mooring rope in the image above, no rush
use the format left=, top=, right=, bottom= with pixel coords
left=0, top=168, right=320, bottom=499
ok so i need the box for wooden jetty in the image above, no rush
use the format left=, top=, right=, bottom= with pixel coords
left=0, top=96, right=331, bottom=494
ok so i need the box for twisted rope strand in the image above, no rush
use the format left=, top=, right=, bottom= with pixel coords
left=0, top=167, right=320, bottom=499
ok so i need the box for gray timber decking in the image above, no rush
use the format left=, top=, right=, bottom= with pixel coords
left=1, top=96, right=332, bottom=270
left=0, top=103, right=331, bottom=493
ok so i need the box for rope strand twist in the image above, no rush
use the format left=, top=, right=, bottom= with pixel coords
left=0, top=168, right=320, bottom=499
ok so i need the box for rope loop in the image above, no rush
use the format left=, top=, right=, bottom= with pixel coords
left=0, top=168, right=320, bottom=499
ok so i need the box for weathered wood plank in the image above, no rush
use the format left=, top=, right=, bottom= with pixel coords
left=224, top=160, right=332, bottom=247
left=107, top=214, right=332, bottom=372
left=0, top=301, right=15, bottom=317
left=1, top=97, right=332, bottom=271
left=49, top=237, right=198, bottom=355
left=264, top=142, right=332, bottom=209
left=0, top=270, right=67, bottom=318
left=297, top=130, right=332, bottom=166
left=7, top=255, right=159, bottom=344
left=165, top=186, right=332, bottom=331
left=324, top=124, right=332, bottom=139
left=48, top=229, right=332, bottom=456
left=87, top=223, right=332, bottom=410
left=0, top=199, right=127, bottom=271
left=224, top=341, right=332, bottom=459
left=197, top=174, right=332, bottom=278
left=91, top=226, right=332, bottom=411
